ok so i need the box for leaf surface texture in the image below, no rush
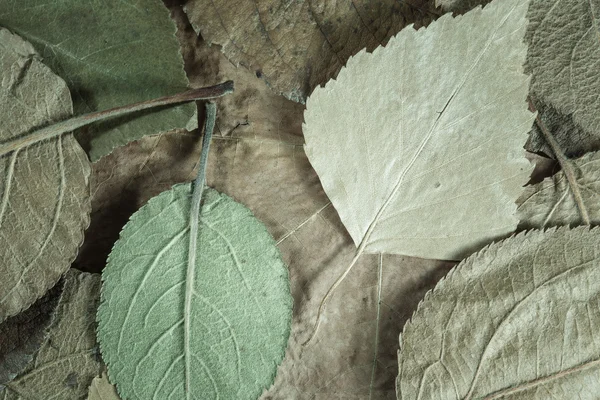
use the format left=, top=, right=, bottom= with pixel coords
left=0, top=0, right=194, bottom=160
left=397, top=227, right=600, bottom=399
left=0, top=270, right=102, bottom=399
left=303, top=0, right=533, bottom=260
left=88, top=373, right=121, bottom=400
left=97, top=184, right=292, bottom=400
left=0, top=28, right=90, bottom=322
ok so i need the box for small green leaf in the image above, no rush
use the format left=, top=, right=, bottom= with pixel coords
left=97, top=184, right=292, bottom=400
left=0, top=0, right=194, bottom=160
left=397, top=227, right=600, bottom=399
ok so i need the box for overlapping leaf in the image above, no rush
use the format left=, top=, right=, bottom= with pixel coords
left=0, top=0, right=194, bottom=160
left=97, top=184, right=292, bottom=400
left=87, top=373, right=121, bottom=400
left=0, top=28, right=90, bottom=322
left=0, top=270, right=102, bottom=399
left=303, top=0, right=533, bottom=260
left=184, top=0, right=438, bottom=102
left=397, top=227, right=600, bottom=399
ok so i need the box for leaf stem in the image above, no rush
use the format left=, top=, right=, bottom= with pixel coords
left=0, top=81, right=234, bottom=157
left=528, top=98, right=590, bottom=225
left=185, top=102, right=217, bottom=398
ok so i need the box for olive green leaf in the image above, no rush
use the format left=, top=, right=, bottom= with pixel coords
left=397, top=227, right=600, bottom=399
left=0, top=28, right=91, bottom=322
left=0, top=0, right=194, bottom=161
left=518, top=151, right=600, bottom=229
left=1, top=270, right=103, bottom=399
left=303, top=0, right=533, bottom=262
left=88, top=372, right=121, bottom=400
left=97, top=183, right=292, bottom=400
left=0, top=284, right=62, bottom=387
left=525, top=0, right=600, bottom=138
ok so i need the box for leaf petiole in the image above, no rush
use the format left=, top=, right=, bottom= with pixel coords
left=0, top=81, right=234, bottom=157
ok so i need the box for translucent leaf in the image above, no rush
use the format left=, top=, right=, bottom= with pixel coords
left=517, top=151, right=600, bottom=228
left=0, top=270, right=102, bottom=399
left=97, top=184, right=292, bottom=400
left=303, top=0, right=533, bottom=260
left=397, top=227, right=600, bottom=399
left=0, top=28, right=90, bottom=322
left=0, top=0, right=194, bottom=161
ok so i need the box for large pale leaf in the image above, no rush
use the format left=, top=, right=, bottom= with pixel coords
left=303, top=0, right=533, bottom=260
left=525, top=0, right=600, bottom=138
left=517, top=151, right=600, bottom=228
left=0, top=28, right=90, bottom=322
left=97, top=184, right=292, bottom=400
left=0, top=270, right=102, bottom=399
left=0, top=284, right=61, bottom=387
left=184, top=0, right=438, bottom=102
left=397, top=227, right=600, bottom=399
left=0, top=0, right=194, bottom=160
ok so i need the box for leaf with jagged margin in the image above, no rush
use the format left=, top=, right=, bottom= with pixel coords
left=0, top=0, right=194, bottom=161
left=0, top=270, right=103, bottom=400
left=303, top=0, right=533, bottom=261
left=184, top=0, right=439, bottom=102
left=97, top=184, right=292, bottom=400
left=525, top=0, right=600, bottom=138
left=397, top=226, right=600, bottom=399
left=88, top=372, right=121, bottom=400
left=517, top=151, right=600, bottom=229
left=0, top=28, right=90, bottom=322
left=0, top=283, right=62, bottom=387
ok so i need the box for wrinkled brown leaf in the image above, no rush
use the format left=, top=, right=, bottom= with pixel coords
left=0, top=284, right=62, bottom=387
left=0, top=28, right=91, bottom=322
left=0, top=270, right=102, bottom=400
left=184, top=0, right=439, bottom=102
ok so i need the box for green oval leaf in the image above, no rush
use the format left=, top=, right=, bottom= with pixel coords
left=98, top=184, right=292, bottom=400
left=397, top=227, right=600, bottom=399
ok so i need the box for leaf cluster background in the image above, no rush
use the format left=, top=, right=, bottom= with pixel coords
left=0, top=0, right=599, bottom=398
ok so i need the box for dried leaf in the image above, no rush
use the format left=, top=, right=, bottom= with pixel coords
left=87, top=373, right=120, bottom=400
left=184, top=0, right=439, bottom=102
left=0, top=0, right=194, bottom=161
left=0, top=284, right=62, bottom=387
left=0, top=28, right=90, bottom=322
left=97, top=184, right=292, bottom=400
left=525, top=0, right=600, bottom=139
left=303, top=0, right=533, bottom=260
left=517, top=151, right=600, bottom=229
left=0, top=270, right=102, bottom=399
left=397, top=227, right=600, bottom=399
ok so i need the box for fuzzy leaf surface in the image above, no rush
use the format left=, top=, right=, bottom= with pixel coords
left=0, top=270, right=102, bottom=399
left=517, top=151, right=600, bottom=228
left=303, top=0, right=533, bottom=260
left=0, top=28, right=90, bottom=322
left=0, top=0, right=194, bottom=160
left=97, top=184, right=292, bottom=400
left=397, top=227, right=600, bottom=399
left=525, top=0, right=600, bottom=137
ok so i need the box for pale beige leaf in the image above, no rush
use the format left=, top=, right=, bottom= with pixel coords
left=0, top=28, right=91, bottom=321
left=303, top=0, right=534, bottom=260
left=184, top=0, right=439, bottom=102
left=517, top=151, right=600, bottom=228
left=79, top=24, right=452, bottom=395
left=0, top=270, right=102, bottom=400
left=397, top=227, right=600, bottom=399
left=87, top=373, right=121, bottom=400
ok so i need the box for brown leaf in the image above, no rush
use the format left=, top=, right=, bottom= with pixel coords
left=0, top=270, right=102, bottom=399
left=184, top=0, right=440, bottom=102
